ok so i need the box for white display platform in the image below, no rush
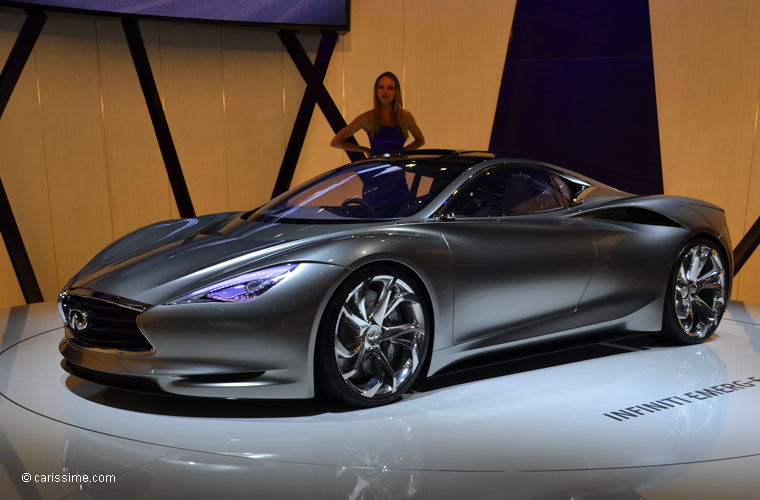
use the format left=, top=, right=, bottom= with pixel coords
left=1, top=301, right=759, bottom=499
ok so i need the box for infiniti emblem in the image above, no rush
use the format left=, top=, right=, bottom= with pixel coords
left=67, top=308, right=89, bottom=332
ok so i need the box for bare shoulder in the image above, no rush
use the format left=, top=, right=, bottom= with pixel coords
left=402, top=109, right=417, bottom=122
left=354, top=110, right=373, bottom=127
left=340, top=110, right=372, bottom=135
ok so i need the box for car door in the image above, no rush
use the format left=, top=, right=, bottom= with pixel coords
left=439, top=165, right=596, bottom=344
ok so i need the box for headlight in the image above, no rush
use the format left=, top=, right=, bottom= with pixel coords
left=170, top=263, right=298, bottom=304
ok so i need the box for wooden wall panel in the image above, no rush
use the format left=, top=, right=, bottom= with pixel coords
left=0, top=11, right=22, bottom=61
left=0, top=14, right=25, bottom=310
left=95, top=18, right=172, bottom=239
left=34, top=16, right=113, bottom=290
left=736, top=110, right=760, bottom=302
left=158, top=22, right=228, bottom=216
left=0, top=12, right=57, bottom=305
left=403, top=0, right=516, bottom=150
left=650, top=0, right=760, bottom=301
left=221, top=27, right=285, bottom=211
left=0, top=62, right=57, bottom=302
left=137, top=20, right=177, bottom=219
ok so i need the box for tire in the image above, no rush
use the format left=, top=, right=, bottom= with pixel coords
left=316, top=265, right=431, bottom=407
left=662, top=238, right=729, bottom=344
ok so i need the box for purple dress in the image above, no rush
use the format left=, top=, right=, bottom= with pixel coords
left=369, top=126, right=406, bottom=156
left=361, top=126, right=409, bottom=213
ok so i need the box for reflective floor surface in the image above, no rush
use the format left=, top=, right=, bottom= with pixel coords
left=2, top=301, right=760, bottom=499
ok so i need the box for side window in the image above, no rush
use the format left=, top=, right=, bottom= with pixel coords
left=448, top=166, right=569, bottom=217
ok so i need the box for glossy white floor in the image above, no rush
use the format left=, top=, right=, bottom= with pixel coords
left=1, top=302, right=760, bottom=499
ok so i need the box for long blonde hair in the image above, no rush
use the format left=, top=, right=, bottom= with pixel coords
left=369, top=71, right=408, bottom=138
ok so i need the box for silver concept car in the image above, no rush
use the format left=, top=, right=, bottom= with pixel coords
left=59, top=151, right=732, bottom=407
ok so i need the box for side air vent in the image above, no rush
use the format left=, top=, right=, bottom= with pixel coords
left=580, top=207, right=683, bottom=228
left=63, top=361, right=161, bottom=393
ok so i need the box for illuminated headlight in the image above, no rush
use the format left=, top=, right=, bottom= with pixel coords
left=170, top=264, right=298, bottom=304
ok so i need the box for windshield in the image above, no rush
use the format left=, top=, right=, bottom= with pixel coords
left=250, top=160, right=464, bottom=223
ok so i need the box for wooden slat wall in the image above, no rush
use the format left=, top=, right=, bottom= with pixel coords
left=34, top=16, right=115, bottom=290
left=221, top=27, right=285, bottom=211
left=650, top=0, right=760, bottom=300
left=743, top=106, right=760, bottom=300
left=156, top=22, right=229, bottom=217
left=3, top=1, right=760, bottom=308
left=95, top=19, right=172, bottom=239
left=0, top=12, right=51, bottom=306
left=403, top=0, right=515, bottom=150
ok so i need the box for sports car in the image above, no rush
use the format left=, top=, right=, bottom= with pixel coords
left=59, top=150, right=732, bottom=407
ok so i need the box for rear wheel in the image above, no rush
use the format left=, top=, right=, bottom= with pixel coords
left=663, top=239, right=728, bottom=344
left=317, top=266, right=430, bottom=407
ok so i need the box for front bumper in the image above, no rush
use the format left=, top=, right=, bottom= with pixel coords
left=59, top=262, right=347, bottom=399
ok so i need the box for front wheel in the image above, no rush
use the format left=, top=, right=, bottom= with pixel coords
left=316, top=266, right=431, bottom=407
left=662, top=238, right=729, bottom=344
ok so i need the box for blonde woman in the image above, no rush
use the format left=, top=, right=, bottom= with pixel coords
left=331, top=71, right=425, bottom=157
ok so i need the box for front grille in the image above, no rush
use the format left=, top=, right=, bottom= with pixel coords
left=60, top=292, right=153, bottom=352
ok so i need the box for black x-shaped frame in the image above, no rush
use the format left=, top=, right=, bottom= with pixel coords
left=273, top=30, right=364, bottom=197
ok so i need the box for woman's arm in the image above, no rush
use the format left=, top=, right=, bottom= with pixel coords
left=331, top=112, right=372, bottom=156
left=403, top=110, right=425, bottom=151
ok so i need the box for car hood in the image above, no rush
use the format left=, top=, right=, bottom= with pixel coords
left=68, top=213, right=375, bottom=305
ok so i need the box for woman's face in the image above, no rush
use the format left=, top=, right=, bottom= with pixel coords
left=376, top=76, right=396, bottom=106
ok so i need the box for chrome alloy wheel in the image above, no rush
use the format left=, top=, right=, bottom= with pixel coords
left=674, top=243, right=727, bottom=338
left=333, top=274, right=426, bottom=399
